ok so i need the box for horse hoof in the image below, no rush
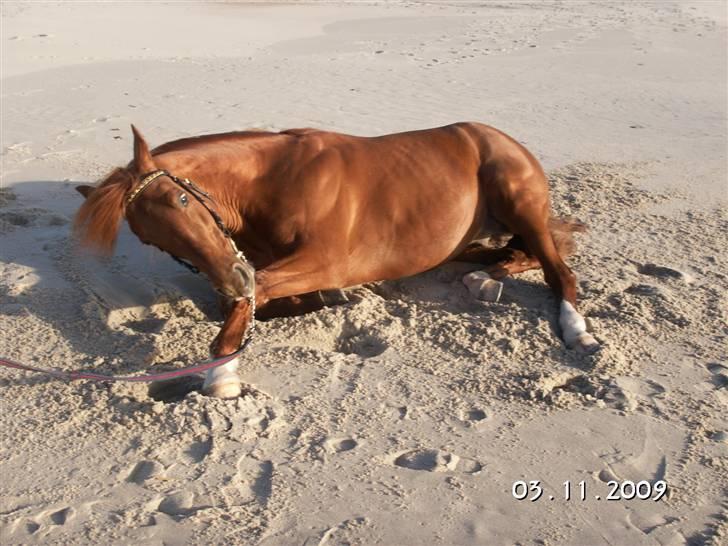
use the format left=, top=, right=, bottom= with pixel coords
left=463, top=271, right=503, bottom=302
left=571, top=332, right=600, bottom=354
left=203, top=380, right=242, bottom=399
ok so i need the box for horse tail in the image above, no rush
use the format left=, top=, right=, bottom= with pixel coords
left=548, top=216, right=587, bottom=258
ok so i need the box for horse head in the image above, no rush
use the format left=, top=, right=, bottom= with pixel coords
left=74, top=126, right=254, bottom=301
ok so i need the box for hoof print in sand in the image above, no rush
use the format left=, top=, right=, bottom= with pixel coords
left=127, top=459, right=165, bottom=483
left=460, top=408, right=487, bottom=425
left=625, top=283, right=664, bottom=297
left=0, top=187, right=17, bottom=207
left=324, top=437, right=358, bottom=454
left=597, top=468, right=619, bottom=483
left=0, top=207, right=67, bottom=232
left=183, top=439, right=212, bottom=464
left=706, top=363, right=728, bottom=389
left=49, top=507, right=73, bottom=525
left=392, top=449, right=482, bottom=474
left=27, top=506, right=75, bottom=533
left=123, top=316, right=167, bottom=334
left=336, top=331, right=388, bottom=358
left=158, top=491, right=195, bottom=516
left=0, top=210, right=36, bottom=227
left=637, top=263, right=691, bottom=283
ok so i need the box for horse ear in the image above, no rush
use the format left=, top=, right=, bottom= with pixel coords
left=76, top=184, right=95, bottom=198
left=131, top=124, right=156, bottom=172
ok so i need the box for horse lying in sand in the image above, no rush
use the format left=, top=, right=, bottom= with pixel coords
left=74, top=123, right=598, bottom=398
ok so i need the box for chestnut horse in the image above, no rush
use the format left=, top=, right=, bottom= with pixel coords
left=74, top=123, right=598, bottom=398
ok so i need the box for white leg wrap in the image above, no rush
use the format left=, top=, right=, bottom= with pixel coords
left=203, top=357, right=242, bottom=398
left=463, top=271, right=503, bottom=302
left=559, top=300, right=599, bottom=353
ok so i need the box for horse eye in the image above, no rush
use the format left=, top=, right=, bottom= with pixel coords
left=179, top=193, right=189, bottom=207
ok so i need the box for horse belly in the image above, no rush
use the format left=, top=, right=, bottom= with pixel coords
left=347, top=181, right=481, bottom=283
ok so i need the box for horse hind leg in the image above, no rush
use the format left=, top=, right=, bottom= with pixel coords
left=466, top=168, right=598, bottom=352
left=516, top=219, right=599, bottom=353
left=456, top=236, right=541, bottom=279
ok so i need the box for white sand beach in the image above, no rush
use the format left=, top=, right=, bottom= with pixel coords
left=1, top=1, right=726, bottom=544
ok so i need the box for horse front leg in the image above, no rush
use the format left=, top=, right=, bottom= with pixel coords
left=204, top=254, right=340, bottom=398
left=203, top=297, right=253, bottom=398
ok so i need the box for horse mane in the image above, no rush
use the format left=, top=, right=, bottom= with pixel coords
left=149, top=130, right=279, bottom=156
left=73, top=167, right=135, bottom=254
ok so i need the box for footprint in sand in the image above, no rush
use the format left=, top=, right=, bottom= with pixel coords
left=126, top=460, right=165, bottom=483
left=391, top=449, right=482, bottom=474
left=158, top=491, right=195, bottom=516
left=637, top=263, right=691, bottom=283
left=706, top=363, right=728, bottom=389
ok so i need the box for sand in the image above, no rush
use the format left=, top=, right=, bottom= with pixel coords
left=1, top=1, right=727, bottom=544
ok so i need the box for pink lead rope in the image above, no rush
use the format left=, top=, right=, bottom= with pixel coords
left=0, top=336, right=251, bottom=383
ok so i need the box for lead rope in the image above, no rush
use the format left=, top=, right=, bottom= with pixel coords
left=0, top=169, right=256, bottom=383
